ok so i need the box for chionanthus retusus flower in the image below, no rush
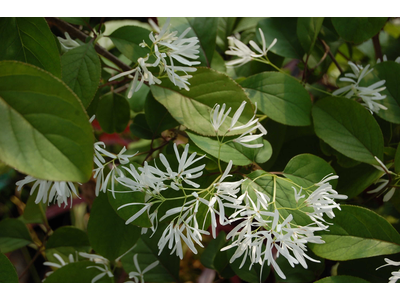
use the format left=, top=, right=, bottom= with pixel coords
left=225, top=28, right=277, bottom=67
left=108, top=17, right=200, bottom=97
left=210, top=100, right=267, bottom=148
left=332, top=61, right=387, bottom=114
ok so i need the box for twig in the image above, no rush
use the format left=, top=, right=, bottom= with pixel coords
left=45, top=17, right=131, bottom=72
left=319, top=38, right=343, bottom=74
left=372, top=33, right=383, bottom=61
left=337, top=49, right=350, bottom=61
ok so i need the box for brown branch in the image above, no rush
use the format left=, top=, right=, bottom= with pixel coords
left=45, top=17, right=131, bottom=72
left=372, top=33, right=383, bottom=61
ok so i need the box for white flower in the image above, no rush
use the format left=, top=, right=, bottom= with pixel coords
left=210, top=103, right=231, bottom=132
left=57, top=32, right=80, bottom=52
left=332, top=61, right=387, bottom=114
left=128, top=254, right=159, bottom=283
left=376, top=258, right=400, bottom=283
left=225, top=29, right=277, bottom=67
left=15, top=175, right=80, bottom=208
left=233, top=122, right=267, bottom=148
left=368, top=156, right=396, bottom=202
left=78, top=252, right=114, bottom=283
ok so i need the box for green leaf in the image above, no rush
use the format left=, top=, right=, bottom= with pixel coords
left=283, top=154, right=337, bottom=189
left=61, top=42, right=101, bottom=108
left=395, top=143, right=400, bottom=174
left=127, top=84, right=149, bottom=112
left=150, top=67, right=255, bottom=137
left=336, top=163, right=383, bottom=199
left=187, top=132, right=272, bottom=166
left=312, top=96, right=384, bottom=165
left=216, top=17, right=236, bottom=52
left=107, top=183, right=152, bottom=228
left=364, top=62, right=400, bottom=124
left=257, top=18, right=304, bottom=59
left=130, top=114, right=153, bottom=140
left=297, top=17, right=324, bottom=54
left=309, top=205, right=400, bottom=260
left=87, top=193, right=141, bottom=261
left=241, top=72, right=312, bottom=126
left=120, top=224, right=180, bottom=282
left=109, top=26, right=151, bottom=62
left=0, top=219, right=32, bottom=253
left=0, top=253, right=18, bottom=282
left=0, top=61, right=94, bottom=182
left=158, top=18, right=218, bottom=67
left=0, top=17, right=61, bottom=77
left=145, top=93, right=179, bottom=136
left=332, top=17, right=387, bottom=44
left=44, top=261, right=113, bottom=283
left=315, top=275, right=369, bottom=283
left=96, top=92, right=130, bottom=133
left=46, top=226, right=90, bottom=251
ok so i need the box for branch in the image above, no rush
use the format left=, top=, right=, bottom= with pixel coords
left=45, top=17, right=131, bottom=72
left=319, top=38, right=343, bottom=74
left=372, top=33, right=383, bottom=61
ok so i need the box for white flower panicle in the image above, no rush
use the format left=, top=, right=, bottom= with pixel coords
left=225, top=28, right=277, bottom=67
left=15, top=175, right=80, bottom=208
left=367, top=156, right=397, bottom=202
left=109, top=17, right=200, bottom=97
left=332, top=61, right=388, bottom=114
left=43, top=253, right=76, bottom=277
left=376, top=258, right=400, bottom=283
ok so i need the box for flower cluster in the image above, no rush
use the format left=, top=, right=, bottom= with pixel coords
left=128, top=254, right=159, bottom=283
left=332, top=61, right=387, bottom=114
left=109, top=18, right=200, bottom=98
left=57, top=32, right=80, bottom=53
left=367, top=156, right=398, bottom=202
left=225, top=28, right=277, bottom=67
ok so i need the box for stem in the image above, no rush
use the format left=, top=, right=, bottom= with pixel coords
left=319, top=38, right=343, bottom=74
left=372, top=33, right=383, bottom=61
left=45, top=17, right=131, bottom=72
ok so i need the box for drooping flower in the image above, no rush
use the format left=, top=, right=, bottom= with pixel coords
left=43, top=253, right=76, bottom=277
left=15, top=176, right=80, bottom=208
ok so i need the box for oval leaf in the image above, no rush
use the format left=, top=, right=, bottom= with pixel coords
left=297, top=17, right=324, bottom=54
left=0, top=17, right=61, bottom=77
left=109, top=26, right=151, bottom=62
left=257, top=18, right=304, bottom=59
left=46, top=226, right=90, bottom=250
left=87, top=193, right=141, bottom=261
left=309, top=205, right=400, bottom=261
left=61, top=42, right=101, bottom=108
left=0, top=219, right=32, bottom=253
left=151, top=67, right=255, bottom=137
left=0, top=253, right=19, bottom=283
left=96, top=92, right=130, bottom=133
left=312, top=96, right=384, bottom=165
left=332, top=17, right=387, bottom=44
left=283, top=154, right=337, bottom=189
left=0, top=61, right=94, bottom=182
left=241, top=72, right=312, bottom=126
